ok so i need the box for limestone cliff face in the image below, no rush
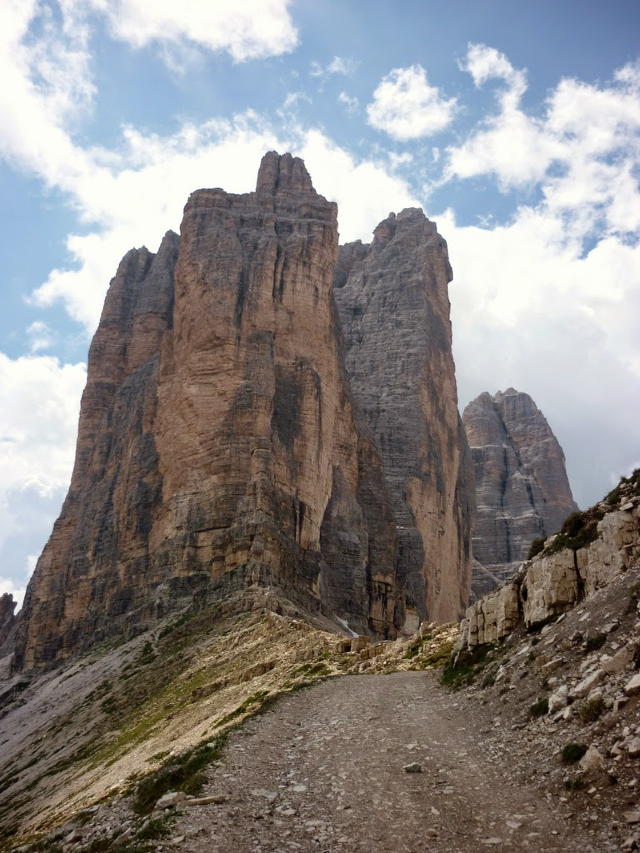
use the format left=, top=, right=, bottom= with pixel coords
left=463, top=388, right=578, bottom=596
left=334, top=210, right=475, bottom=623
left=458, top=497, right=640, bottom=650
left=15, top=154, right=403, bottom=670
left=0, top=594, right=15, bottom=649
left=15, top=154, right=475, bottom=670
left=15, top=231, right=179, bottom=669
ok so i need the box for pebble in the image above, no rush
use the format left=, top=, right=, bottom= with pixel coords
left=252, top=789, right=278, bottom=801
left=404, top=762, right=423, bottom=773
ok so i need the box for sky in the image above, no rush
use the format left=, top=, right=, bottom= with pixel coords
left=1, top=0, right=640, bottom=608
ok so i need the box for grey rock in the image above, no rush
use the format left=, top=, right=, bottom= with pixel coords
left=403, top=762, right=423, bottom=773
left=463, top=389, right=577, bottom=598
left=579, top=746, right=605, bottom=772
left=625, top=674, right=640, bottom=696
left=335, top=210, right=475, bottom=623
left=548, top=685, right=569, bottom=713
left=155, top=791, right=186, bottom=810
left=184, top=795, right=227, bottom=806
left=570, top=669, right=605, bottom=700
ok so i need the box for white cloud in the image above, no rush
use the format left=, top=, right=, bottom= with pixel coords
left=0, top=354, right=86, bottom=501
left=338, top=91, right=359, bottom=114
left=439, top=199, right=640, bottom=507
left=448, top=42, right=640, bottom=225
left=26, top=321, right=55, bottom=353
left=300, top=130, right=419, bottom=241
left=0, top=352, right=85, bottom=595
left=311, top=56, right=359, bottom=79
left=81, top=0, right=298, bottom=63
left=367, top=65, right=457, bottom=140
left=463, top=43, right=526, bottom=96
left=278, top=90, right=312, bottom=116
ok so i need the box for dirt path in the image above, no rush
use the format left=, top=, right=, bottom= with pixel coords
left=170, top=672, right=596, bottom=853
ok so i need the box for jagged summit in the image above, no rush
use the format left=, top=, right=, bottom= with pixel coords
left=256, top=150, right=315, bottom=195
left=463, top=388, right=577, bottom=599
left=10, top=153, right=473, bottom=671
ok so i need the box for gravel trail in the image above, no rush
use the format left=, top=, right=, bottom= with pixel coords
left=172, top=672, right=591, bottom=852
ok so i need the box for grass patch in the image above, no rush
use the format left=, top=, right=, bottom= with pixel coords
left=213, top=691, right=270, bottom=728
left=421, top=640, right=455, bottom=669
left=562, top=742, right=588, bottom=764
left=158, top=613, right=191, bottom=640
left=131, top=735, right=228, bottom=815
left=585, top=633, right=606, bottom=653
left=482, top=671, right=497, bottom=688
left=564, top=776, right=586, bottom=792
left=547, top=507, right=605, bottom=555
left=441, top=644, right=494, bottom=689
left=576, top=696, right=605, bottom=724
left=529, top=697, right=549, bottom=718
left=527, top=537, right=547, bottom=560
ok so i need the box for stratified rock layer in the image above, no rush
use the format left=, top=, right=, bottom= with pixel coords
left=334, top=210, right=475, bottom=623
left=15, top=154, right=404, bottom=670
left=458, top=498, right=640, bottom=650
left=15, top=153, right=473, bottom=670
left=463, top=389, right=577, bottom=597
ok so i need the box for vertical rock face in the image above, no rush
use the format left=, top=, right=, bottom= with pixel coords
left=334, top=210, right=475, bottom=623
left=14, top=153, right=474, bottom=670
left=15, top=153, right=404, bottom=670
left=14, top=231, right=179, bottom=670
left=462, top=388, right=577, bottom=595
left=0, top=593, right=16, bottom=649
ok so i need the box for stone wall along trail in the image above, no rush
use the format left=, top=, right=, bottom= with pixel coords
left=171, top=672, right=589, bottom=852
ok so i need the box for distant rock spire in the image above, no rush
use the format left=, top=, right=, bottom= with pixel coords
left=463, top=388, right=578, bottom=599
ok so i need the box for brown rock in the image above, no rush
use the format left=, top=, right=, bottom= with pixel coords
left=15, top=154, right=405, bottom=669
left=15, top=153, right=477, bottom=669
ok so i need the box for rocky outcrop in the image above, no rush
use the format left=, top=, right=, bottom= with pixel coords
left=334, top=210, right=475, bottom=624
left=463, top=388, right=577, bottom=597
left=458, top=491, right=640, bottom=650
left=0, top=593, right=16, bottom=649
left=15, top=153, right=474, bottom=671
left=15, top=154, right=406, bottom=670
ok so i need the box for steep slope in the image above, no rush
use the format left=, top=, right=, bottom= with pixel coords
left=463, top=388, right=577, bottom=596
left=334, top=210, right=475, bottom=624
left=14, top=154, right=403, bottom=671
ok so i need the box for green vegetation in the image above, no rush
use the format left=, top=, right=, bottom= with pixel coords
left=213, top=691, right=271, bottom=728
left=576, top=696, right=605, bottom=724
left=527, top=536, right=547, bottom=560
left=564, top=776, right=586, bottom=792
left=421, top=640, right=454, bottom=669
left=131, top=735, right=228, bottom=815
left=606, top=485, right=622, bottom=506
left=547, top=506, right=605, bottom=555
left=158, top=613, right=191, bottom=640
left=585, top=633, right=607, bottom=653
left=529, top=697, right=549, bottom=718
left=441, top=644, right=495, bottom=690
left=482, top=671, right=497, bottom=688
left=561, top=742, right=588, bottom=764
left=291, top=662, right=331, bottom=678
